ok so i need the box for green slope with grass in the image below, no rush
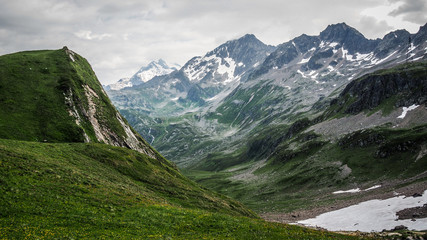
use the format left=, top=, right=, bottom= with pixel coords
left=0, top=48, right=156, bottom=157
left=0, top=138, right=368, bottom=239
left=0, top=49, right=86, bottom=142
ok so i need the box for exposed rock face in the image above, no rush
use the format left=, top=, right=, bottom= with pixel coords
left=374, top=29, right=411, bottom=59
left=77, top=82, right=157, bottom=159
left=61, top=48, right=158, bottom=159
left=319, top=23, right=379, bottom=54
left=330, top=62, right=427, bottom=115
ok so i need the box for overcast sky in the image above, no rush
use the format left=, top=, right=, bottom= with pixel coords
left=0, top=0, right=426, bottom=85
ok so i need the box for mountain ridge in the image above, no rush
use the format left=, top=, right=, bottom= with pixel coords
left=107, top=23, right=427, bottom=168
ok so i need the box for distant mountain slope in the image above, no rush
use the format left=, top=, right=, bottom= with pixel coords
left=106, top=59, right=180, bottom=91
left=107, top=34, right=276, bottom=116
left=107, top=22, right=427, bottom=168
left=186, top=61, right=427, bottom=223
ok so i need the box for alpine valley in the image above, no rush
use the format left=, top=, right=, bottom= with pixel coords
left=107, top=22, right=427, bottom=231
left=0, top=48, right=366, bottom=239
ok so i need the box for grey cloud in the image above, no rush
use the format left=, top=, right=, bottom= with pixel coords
left=0, top=0, right=421, bottom=85
left=358, top=16, right=394, bottom=39
left=388, top=0, right=427, bottom=24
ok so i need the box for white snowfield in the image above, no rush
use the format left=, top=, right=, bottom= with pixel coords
left=332, top=185, right=381, bottom=194
left=298, top=190, right=427, bottom=232
left=397, top=104, right=419, bottom=119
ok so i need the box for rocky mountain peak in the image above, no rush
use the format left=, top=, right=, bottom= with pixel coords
left=413, top=22, right=427, bottom=45
left=319, top=23, right=360, bottom=40
left=319, top=22, right=378, bottom=54
left=207, top=34, right=275, bottom=61
left=180, top=33, right=275, bottom=86
left=292, top=34, right=320, bottom=52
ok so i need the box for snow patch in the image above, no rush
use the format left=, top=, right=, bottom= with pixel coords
left=364, top=185, right=381, bottom=191
left=297, top=70, right=307, bottom=78
left=333, top=185, right=382, bottom=194
left=355, top=52, right=373, bottom=61
left=216, top=57, right=237, bottom=84
left=411, top=56, right=423, bottom=62
left=397, top=104, right=419, bottom=119
left=298, top=190, right=427, bottom=232
left=407, top=43, right=416, bottom=54
left=371, top=50, right=398, bottom=65
left=329, top=42, right=339, bottom=47
left=298, top=57, right=311, bottom=64
left=333, top=188, right=361, bottom=194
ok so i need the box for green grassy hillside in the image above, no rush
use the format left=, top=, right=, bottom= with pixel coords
left=0, top=48, right=156, bottom=158
left=0, top=138, right=367, bottom=239
left=0, top=49, right=86, bottom=142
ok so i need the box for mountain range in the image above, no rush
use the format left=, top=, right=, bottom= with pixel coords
left=108, top=22, right=427, bottom=165
left=0, top=21, right=425, bottom=237
left=106, top=22, right=427, bottom=227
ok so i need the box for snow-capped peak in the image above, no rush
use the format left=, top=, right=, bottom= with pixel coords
left=130, top=59, right=180, bottom=85
left=107, top=59, right=180, bottom=91
left=106, top=77, right=131, bottom=91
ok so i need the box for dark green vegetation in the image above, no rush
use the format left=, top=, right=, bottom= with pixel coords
left=0, top=49, right=86, bottom=142
left=0, top=49, right=369, bottom=239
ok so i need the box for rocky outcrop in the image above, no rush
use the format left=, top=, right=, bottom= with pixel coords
left=329, top=62, right=427, bottom=115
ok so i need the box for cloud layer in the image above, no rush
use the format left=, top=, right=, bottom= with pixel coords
left=0, top=0, right=425, bottom=84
